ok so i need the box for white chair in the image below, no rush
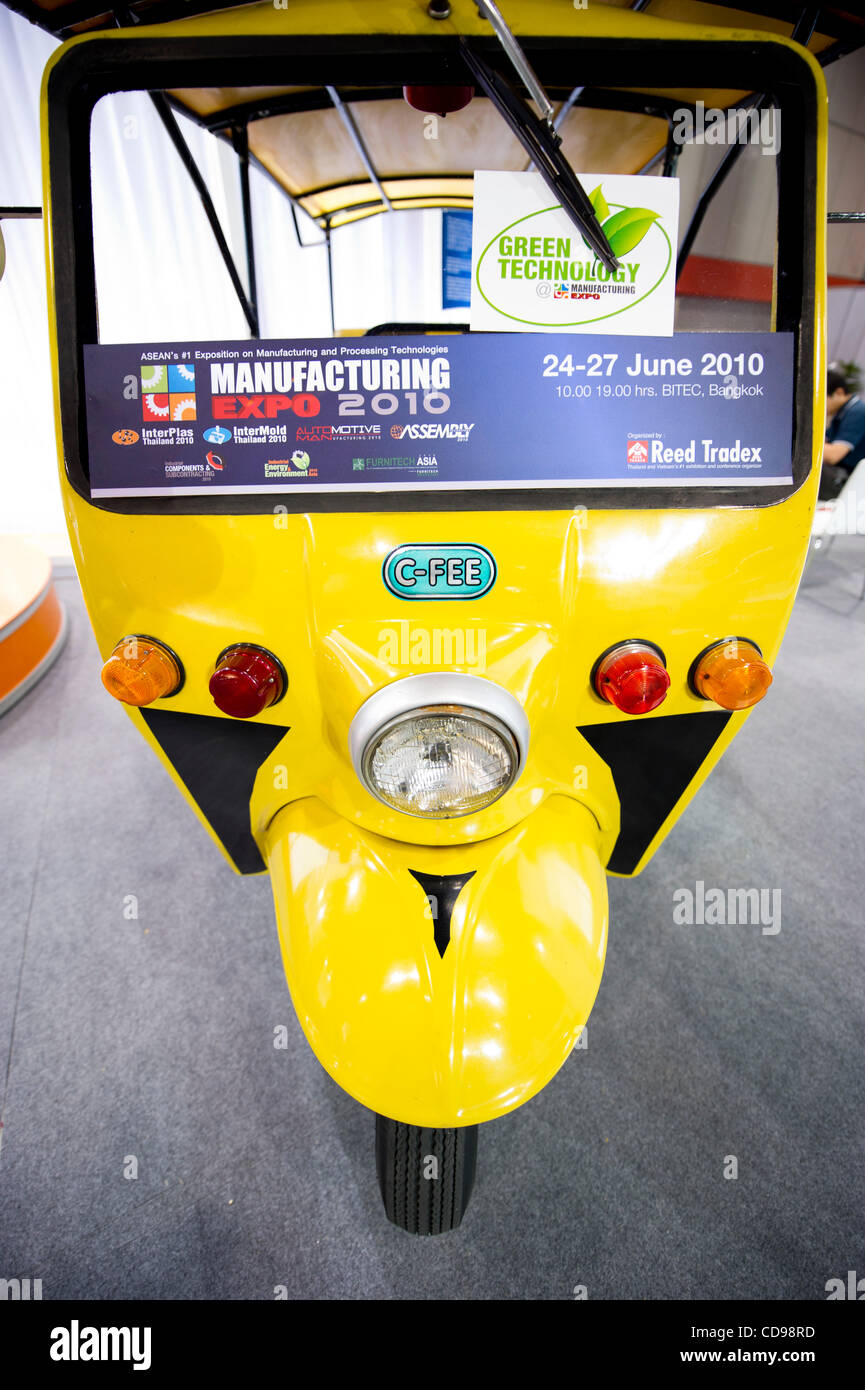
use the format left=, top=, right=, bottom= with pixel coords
left=807, top=460, right=865, bottom=598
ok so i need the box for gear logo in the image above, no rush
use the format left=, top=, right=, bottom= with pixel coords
left=141, top=364, right=168, bottom=393
left=290, top=450, right=311, bottom=471
left=169, top=363, right=195, bottom=391
left=142, top=360, right=197, bottom=421
left=142, top=394, right=170, bottom=422
left=171, top=396, right=197, bottom=421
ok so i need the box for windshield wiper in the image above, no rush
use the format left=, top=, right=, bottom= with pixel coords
left=473, top=0, right=556, bottom=124
left=463, top=2, right=619, bottom=273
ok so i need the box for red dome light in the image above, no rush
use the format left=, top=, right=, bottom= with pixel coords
left=209, top=644, right=286, bottom=719
left=593, top=640, right=670, bottom=716
left=403, top=85, right=474, bottom=115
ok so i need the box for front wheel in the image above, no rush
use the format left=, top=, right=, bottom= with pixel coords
left=375, top=1114, right=478, bottom=1235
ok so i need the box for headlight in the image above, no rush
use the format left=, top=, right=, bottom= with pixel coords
left=349, top=675, right=529, bottom=819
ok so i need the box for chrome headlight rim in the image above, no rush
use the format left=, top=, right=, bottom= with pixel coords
left=348, top=674, right=530, bottom=820
left=361, top=703, right=521, bottom=819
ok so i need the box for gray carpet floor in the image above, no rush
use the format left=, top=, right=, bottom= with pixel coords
left=1, top=544, right=863, bottom=1301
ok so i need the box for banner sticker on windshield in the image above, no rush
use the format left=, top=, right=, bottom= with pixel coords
left=83, top=331, right=793, bottom=498
left=470, top=171, right=679, bottom=336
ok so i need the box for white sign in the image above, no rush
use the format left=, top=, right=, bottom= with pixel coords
left=470, top=171, right=679, bottom=336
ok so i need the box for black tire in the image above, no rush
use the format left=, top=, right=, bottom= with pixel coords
left=375, top=1114, right=478, bottom=1235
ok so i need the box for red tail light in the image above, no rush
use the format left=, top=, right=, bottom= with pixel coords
left=593, top=640, right=670, bottom=716
left=209, top=645, right=286, bottom=719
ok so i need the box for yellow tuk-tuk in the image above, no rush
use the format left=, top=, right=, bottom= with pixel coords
left=18, top=0, right=852, bottom=1231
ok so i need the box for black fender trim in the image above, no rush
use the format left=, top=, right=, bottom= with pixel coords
left=578, top=711, right=731, bottom=874
left=140, top=708, right=289, bottom=873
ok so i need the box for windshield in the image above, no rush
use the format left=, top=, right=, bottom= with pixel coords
left=47, top=29, right=817, bottom=512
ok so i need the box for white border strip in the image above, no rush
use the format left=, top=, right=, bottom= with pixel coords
left=92, top=475, right=794, bottom=498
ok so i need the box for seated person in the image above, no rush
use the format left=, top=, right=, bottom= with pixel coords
left=820, top=366, right=865, bottom=500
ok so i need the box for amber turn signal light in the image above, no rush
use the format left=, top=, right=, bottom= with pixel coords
left=101, top=635, right=183, bottom=706
left=592, top=640, right=671, bottom=716
left=209, top=644, right=286, bottom=719
left=690, top=638, right=772, bottom=711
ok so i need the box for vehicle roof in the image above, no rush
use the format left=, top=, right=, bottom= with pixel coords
left=18, top=0, right=858, bottom=225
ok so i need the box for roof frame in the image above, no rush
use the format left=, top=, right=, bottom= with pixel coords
left=2, top=0, right=864, bottom=50
left=325, top=84, right=392, bottom=213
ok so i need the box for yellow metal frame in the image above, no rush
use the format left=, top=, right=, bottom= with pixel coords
left=41, top=0, right=827, bottom=1126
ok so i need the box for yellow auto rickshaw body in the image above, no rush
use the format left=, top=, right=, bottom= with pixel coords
left=41, top=0, right=826, bottom=1125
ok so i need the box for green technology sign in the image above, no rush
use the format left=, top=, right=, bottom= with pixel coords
left=470, top=171, right=679, bottom=336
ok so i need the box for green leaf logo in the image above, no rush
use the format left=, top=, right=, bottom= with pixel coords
left=582, top=184, right=610, bottom=250
left=589, top=183, right=609, bottom=222
left=601, top=206, right=661, bottom=258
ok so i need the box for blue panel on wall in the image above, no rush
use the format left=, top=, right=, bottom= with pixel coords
left=442, top=209, right=473, bottom=309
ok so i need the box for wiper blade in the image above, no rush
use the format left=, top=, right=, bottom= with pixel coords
left=460, top=21, right=618, bottom=274
left=459, top=41, right=619, bottom=274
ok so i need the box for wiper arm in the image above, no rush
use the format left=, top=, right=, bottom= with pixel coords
left=474, top=0, right=556, bottom=127
left=464, top=5, right=618, bottom=273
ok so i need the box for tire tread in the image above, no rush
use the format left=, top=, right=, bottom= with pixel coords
left=375, top=1115, right=478, bottom=1235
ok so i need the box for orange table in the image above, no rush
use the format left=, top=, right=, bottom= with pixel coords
left=0, top=537, right=68, bottom=716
